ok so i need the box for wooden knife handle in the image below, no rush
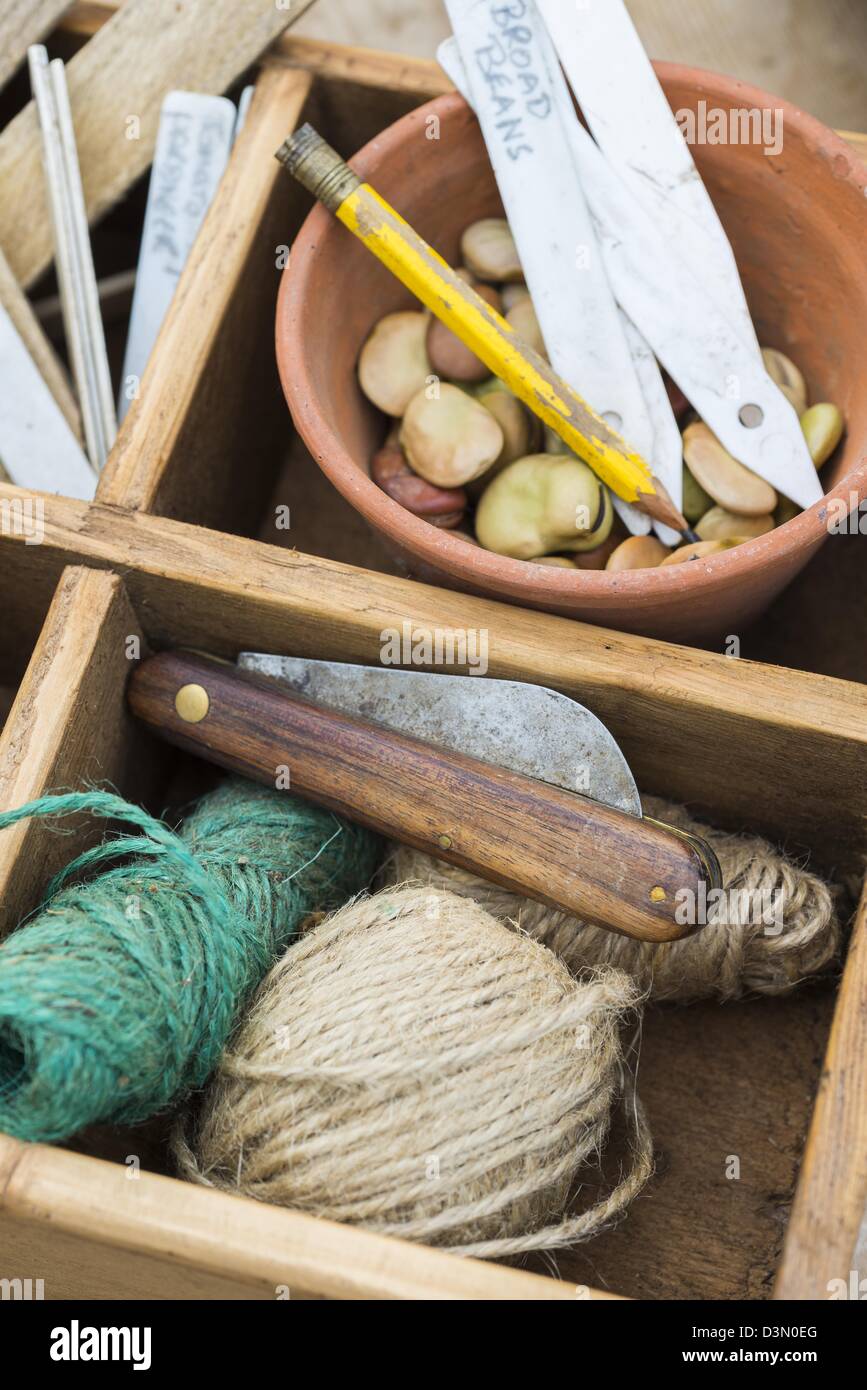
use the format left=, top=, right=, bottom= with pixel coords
left=128, top=651, right=715, bottom=943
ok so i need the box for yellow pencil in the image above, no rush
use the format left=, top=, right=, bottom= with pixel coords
left=276, top=124, right=687, bottom=533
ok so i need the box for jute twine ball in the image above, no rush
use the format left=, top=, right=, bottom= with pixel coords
left=383, top=798, right=839, bottom=1004
left=175, top=887, right=652, bottom=1258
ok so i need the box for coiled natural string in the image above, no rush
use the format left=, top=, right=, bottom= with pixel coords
left=383, top=797, right=840, bottom=1002
left=175, top=886, right=653, bottom=1259
left=0, top=777, right=381, bottom=1142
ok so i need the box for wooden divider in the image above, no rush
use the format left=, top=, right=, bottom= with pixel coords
left=775, top=883, right=867, bottom=1299
left=1, top=484, right=865, bottom=877
left=0, top=566, right=167, bottom=934
left=0, top=1136, right=591, bottom=1300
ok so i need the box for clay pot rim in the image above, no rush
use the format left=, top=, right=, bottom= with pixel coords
left=276, top=70, right=867, bottom=604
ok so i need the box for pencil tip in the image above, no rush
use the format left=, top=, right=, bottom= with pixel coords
left=634, top=478, right=689, bottom=533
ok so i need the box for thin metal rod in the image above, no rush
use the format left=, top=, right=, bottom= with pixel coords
left=28, top=44, right=115, bottom=473
left=28, top=44, right=101, bottom=472
left=50, top=56, right=117, bottom=462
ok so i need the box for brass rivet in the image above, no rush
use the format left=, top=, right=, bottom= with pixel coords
left=175, top=683, right=210, bottom=723
left=650, top=886, right=666, bottom=903
left=437, top=833, right=453, bottom=851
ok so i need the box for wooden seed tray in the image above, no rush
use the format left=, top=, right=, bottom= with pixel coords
left=0, top=19, right=865, bottom=1301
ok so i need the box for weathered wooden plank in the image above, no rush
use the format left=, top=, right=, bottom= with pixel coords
left=0, top=566, right=166, bottom=934
left=0, top=485, right=864, bottom=875
left=264, top=35, right=452, bottom=99
left=63, top=4, right=454, bottom=99
left=0, top=0, right=319, bottom=289
left=0, top=1137, right=591, bottom=1299
left=0, top=1, right=73, bottom=92
left=774, top=882, right=867, bottom=1300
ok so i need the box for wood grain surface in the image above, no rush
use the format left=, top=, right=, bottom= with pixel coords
left=0, top=0, right=318, bottom=289
left=0, top=567, right=167, bottom=935
left=62, top=4, right=455, bottom=99
left=0, top=1, right=73, bottom=93
left=540, top=979, right=837, bottom=1299
left=0, top=1136, right=591, bottom=1300
left=1, top=486, right=863, bottom=879
left=774, top=882, right=867, bottom=1298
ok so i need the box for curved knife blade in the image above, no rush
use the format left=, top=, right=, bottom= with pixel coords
left=237, top=655, right=642, bottom=819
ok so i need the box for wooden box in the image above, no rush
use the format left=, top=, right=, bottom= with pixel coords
left=0, top=20, right=865, bottom=1301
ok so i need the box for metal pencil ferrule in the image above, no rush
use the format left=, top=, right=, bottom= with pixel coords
left=275, top=123, right=361, bottom=212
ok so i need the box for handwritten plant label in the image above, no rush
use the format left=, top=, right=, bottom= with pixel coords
left=119, top=92, right=235, bottom=419
left=461, top=0, right=552, bottom=160
left=441, top=4, right=656, bottom=527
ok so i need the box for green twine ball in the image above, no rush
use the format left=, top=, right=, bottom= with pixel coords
left=0, top=777, right=381, bottom=1143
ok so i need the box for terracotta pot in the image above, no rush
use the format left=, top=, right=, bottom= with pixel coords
left=276, top=73, right=867, bottom=641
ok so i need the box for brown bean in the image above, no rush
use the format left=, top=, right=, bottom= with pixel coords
left=358, top=311, right=431, bottom=416
left=801, top=403, right=844, bottom=469
left=506, top=296, right=546, bottom=357
left=370, top=442, right=408, bottom=484
left=425, top=281, right=500, bottom=383
left=460, top=218, right=522, bottom=282
left=500, top=282, right=530, bottom=312
left=695, top=507, right=775, bottom=541
left=762, top=347, right=808, bottom=414
left=605, top=535, right=671, bottom=572
left=401, top=382, right=504, bottom=487
left=774, top=496, right=801, bottom=527
left=682, top=421, right=777, bottom=516
left=371, top=441, right=467, bottom=524
left=381, top=472, right=467, bottom=516
left=660, top=539, right=742, bottom=566
left=571, top=531, right=626, bottom=570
